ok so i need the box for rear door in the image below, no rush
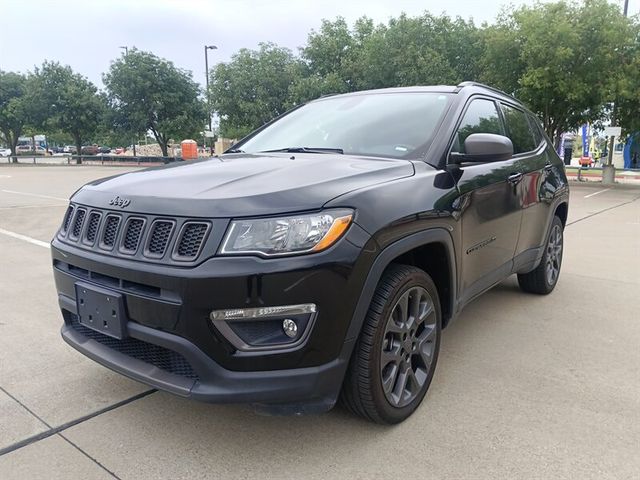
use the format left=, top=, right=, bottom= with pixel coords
left=452, top=97, right=523, bottom=304
left=499, top=104, right=551, bottom=267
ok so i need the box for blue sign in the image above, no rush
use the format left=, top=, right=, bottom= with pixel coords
left=582, top=124, right=589, bottom=156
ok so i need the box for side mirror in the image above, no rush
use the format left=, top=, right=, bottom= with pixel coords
left=450, top=133, right=514, bottom=164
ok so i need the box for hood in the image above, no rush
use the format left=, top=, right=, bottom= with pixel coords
left=72, top=153, right=415, bottom=217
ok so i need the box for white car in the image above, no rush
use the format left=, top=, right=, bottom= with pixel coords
left=0, top=148, right=12, bottom=156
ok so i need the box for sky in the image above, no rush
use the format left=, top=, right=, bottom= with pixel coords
left=1, top=0, right=637, bottom=90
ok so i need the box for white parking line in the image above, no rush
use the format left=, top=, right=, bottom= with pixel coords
left=1, top=189, right=68, bottom=202
left=0, top=228, right=50, bottom=249
left=584, top=188, right=611, bottom=199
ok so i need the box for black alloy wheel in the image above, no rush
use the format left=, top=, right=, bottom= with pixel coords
left=341, top=264, right=442, bottom=424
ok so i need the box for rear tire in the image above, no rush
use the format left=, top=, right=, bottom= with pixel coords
left=341, top=264, right=441, bottom=424
left=518, top=215, right=564, bottom=294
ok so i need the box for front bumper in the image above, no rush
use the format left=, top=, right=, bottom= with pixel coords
left=60, top=304, right=352, bottom=410
left=52, top=221, right=373, bottom=408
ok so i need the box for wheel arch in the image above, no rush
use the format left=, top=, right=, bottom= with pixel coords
left=345, top=228, right=457, bottom=344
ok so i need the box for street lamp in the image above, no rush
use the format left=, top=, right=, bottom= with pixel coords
left=119, top=45, right=135, bottom=156
left=204, top=45, right=217, bottom=155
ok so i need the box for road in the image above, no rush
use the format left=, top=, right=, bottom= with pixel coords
left=0, top=166, right=638, bottom=479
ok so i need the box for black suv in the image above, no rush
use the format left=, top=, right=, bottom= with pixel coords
left=52, top=82, right=569, bottom=424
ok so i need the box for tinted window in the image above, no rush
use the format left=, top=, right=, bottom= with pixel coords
left=527, top=113, right=544, bottom=146
left=452, top=99, right=503, bottom=153
left=501, top=104, right=536, bottom=154
left=239, top=93, right=451, bottom=159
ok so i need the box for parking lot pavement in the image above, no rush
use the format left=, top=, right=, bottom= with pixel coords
left=0, top=166, right=639, bottom=479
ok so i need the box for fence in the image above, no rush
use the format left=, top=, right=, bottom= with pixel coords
left=1, top=154, right=185, bottom=166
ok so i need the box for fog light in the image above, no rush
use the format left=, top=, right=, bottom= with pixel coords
left=282, top=319, right=298, bottom=338
left=209, top=303, right=317, bottom=351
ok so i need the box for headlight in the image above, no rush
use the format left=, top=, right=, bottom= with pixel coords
left=219, top=209, right=353, bottom=257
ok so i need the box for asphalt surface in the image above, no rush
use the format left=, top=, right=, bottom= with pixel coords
left=0, top=166, right=638, bottom=479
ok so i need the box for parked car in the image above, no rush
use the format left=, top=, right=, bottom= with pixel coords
left=63, top=145, right=77, bottom=154
left=80, top=145, right=99, bottom=155
left=0, top=148, right=12, bottom=156
left=52, top=82, right=569, bottom=424
left=99, top=146, right=111, bottom=154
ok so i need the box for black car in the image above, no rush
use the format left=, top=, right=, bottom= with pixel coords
left=51, top=82, right=569, bottom=424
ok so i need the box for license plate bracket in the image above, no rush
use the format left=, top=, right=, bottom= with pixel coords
left=75, top=282, right=127, bottom=339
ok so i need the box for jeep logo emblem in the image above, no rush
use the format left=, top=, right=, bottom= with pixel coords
left=109, top=196, right=131, bottom=208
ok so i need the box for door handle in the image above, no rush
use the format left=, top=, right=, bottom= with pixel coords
left=507, top=172, right=523, bottom=184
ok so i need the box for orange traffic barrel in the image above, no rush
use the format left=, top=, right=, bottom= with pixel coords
left=181, top=139, right=198, bottom=160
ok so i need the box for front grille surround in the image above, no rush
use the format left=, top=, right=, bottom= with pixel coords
left=82, top=211, right=102, bottom=246
left=58, top=203, right=219, bottom=264
left=62, top=205, right=75, bottom=234
left=144, top=219, right=176, bottom=258
left=119, top=217, right=146, bottom=255
left=99, top=214, right=122, bottom=251
left=172, top=222, right=211, bottom=261
left=69, top=208, right=87, bottom=240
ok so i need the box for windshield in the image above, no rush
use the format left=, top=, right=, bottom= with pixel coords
left=236, top=92, right=451, bottom=160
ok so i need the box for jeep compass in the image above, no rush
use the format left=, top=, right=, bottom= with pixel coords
left=51, top=82, right=569, bottom=424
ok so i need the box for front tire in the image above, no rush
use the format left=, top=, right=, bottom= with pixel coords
left=341, top=264, right=441, bottom=424
left=518, top=215, right=564, bottom=294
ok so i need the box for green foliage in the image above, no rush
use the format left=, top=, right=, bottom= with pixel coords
left=210, top=43, right=303, bottom=139
left=103, top=49, right=206, bottom=156
left=30, top=61, right=104, bottom=158
left=0, top=71, right=30, bottom=155
left=482, top=0, right=634, bottom=142
left=616, top=21, right=640, bottom=134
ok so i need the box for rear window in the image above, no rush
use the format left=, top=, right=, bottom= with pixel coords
left=501, top=104, right=537, bottom=154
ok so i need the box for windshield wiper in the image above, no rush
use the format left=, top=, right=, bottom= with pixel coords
left=260, top=147, right=344, bottom=154
left=225, top=148, right=245, bottom=153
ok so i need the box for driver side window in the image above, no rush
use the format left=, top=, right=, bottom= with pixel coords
left=452, top=99, right=503, bottom=153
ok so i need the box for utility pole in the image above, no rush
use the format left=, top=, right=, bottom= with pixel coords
left=603, top=0, right=630, bottom=185
left=204, top=45, right=217, bottom=155
left=119, top=46, right=136, bottom=157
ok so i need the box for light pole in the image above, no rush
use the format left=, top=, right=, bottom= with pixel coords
left=204, top=45, right=217, bottom=155
left=119, top=46, right=136, bottom=156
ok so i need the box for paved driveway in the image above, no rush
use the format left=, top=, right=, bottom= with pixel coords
left=0, top=166, right=638, bottom=479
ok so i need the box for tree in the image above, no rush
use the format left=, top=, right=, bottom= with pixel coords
left=103, top=49, right=206, bottom=156
left=615, top=19, right=640, bottom=135
left=210, top=43, right=303, bottom=138
left=481, top=0, right=633, bottom=144
left=30, top=61, right=104, bottom=162
left=300, top=14, right=483, bottom=93
left=0, top=71, right=29, bottom=158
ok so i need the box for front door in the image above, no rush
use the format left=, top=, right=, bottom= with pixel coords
left=450, top=98, right=523, bottom=304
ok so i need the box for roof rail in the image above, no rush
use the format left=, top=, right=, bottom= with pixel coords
left=456, top=81, right=515, bottom=99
